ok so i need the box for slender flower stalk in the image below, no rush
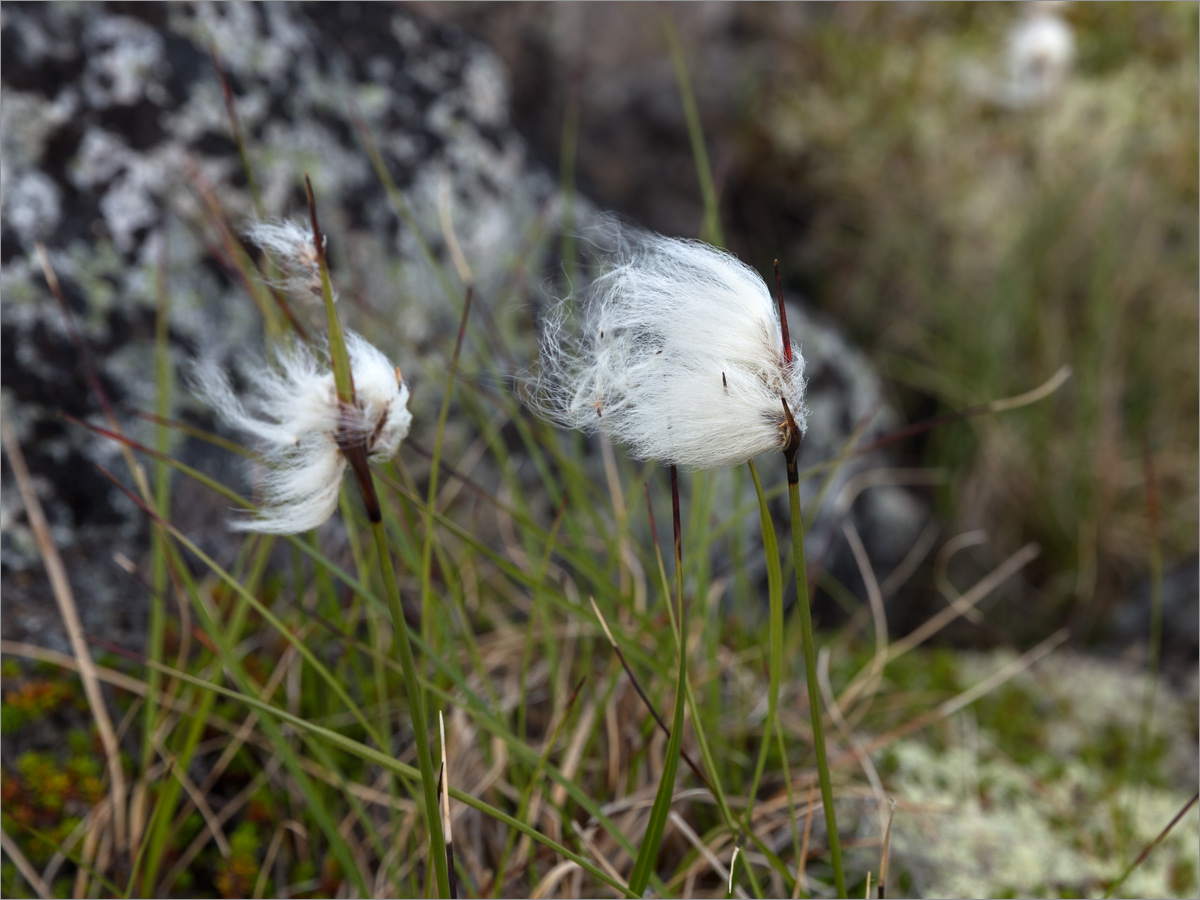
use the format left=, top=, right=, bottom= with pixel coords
left=785, top=441, right=846, bottom=897
left=199, top=182, right=450, bottom=897
left=305, top=182, right=450, bottom=899
left=532, top=223, right=839, bottom=893
left=774, top=263, right=846, bottom=897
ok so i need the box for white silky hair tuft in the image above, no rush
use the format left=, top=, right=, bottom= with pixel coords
left=244, top=218, right=329, bottom=300
left=533, top=223, right=808, bottom=470
left=193, top=332, right=412, bottom=533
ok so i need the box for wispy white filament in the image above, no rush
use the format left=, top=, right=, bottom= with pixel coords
left=195, top=333, right=412, bottom=533
left=533, top=225, right=808, bottom=470
left=245, top=218, right=329, bottom=300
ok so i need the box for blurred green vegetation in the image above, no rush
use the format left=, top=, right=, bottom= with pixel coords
left=734, top=2, right=1198, bottom=631
left=3, top=5, right=1197, bottom=897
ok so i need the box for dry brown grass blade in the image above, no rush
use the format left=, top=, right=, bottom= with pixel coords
left=1, top=426, right=129, bottom=855
left=569, top=821, right=629, bottom=892
left=840, top=521, right=890, bottom=722
left=254, top=826, right=287, bottom=900
left=818, top=647, right=888, bottom=835
left=0, top=826, right=53, bottom=898
left=847, top=627, right=1071, bottom=765
left=840, top=542, right=1041, bottom=710
left=41, top=798, right=100, bottom=889
left=791, top=783, right=817, bottom=900
left=589, top=597, right=714, bottom=792
left=439, top=710, right=459, bottom=900
left=154, top=738, right=233, bottom=859
left=599, top=435, right=636, bottom=602
left=75, top=799, right=107, bottom=897
left=934, top=530, right=990, bottom=625
left=198, top=645, right=298, bottom=796
left=879, top=520, right=939, bottom=600
left=141, top=704, right=307, bottom=891
left=1105, top=791, right=1199, bottom=897
left=667, top=810, right=751, bottom=900
left=437, top=169, right=474, bottom=287
left=0, top=641, right=237, bottom=727
left=547, top=697, right=598, bottom=845
left=848, top=365, right=1072, bottom=458
left=154, top=761, right=282, bottom=897
left=530, top=859, right=582, bottom=899
left=878, top=799, right=896, bottom=899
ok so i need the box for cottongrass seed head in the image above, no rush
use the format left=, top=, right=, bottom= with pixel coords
left=195, top=332, right=412, bottom=533
left=245, top=218, right=329, bottom=300
left=533, top=223, right=808, bottom=470
left=1004, top=2, right=1074, bottom=106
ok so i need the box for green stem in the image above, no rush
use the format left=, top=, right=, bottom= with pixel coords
left=786, top=450, right=846, bottom=898
left=662, top=9, right=723, bottom=247
left=419, top=287, right=474, bottom=710
left=745, top=461, right=784, bottom=819
left=142, top=243, right=173, bottom=778
left=628, top=466, right=689, bottom=897
left=305, top=176, right=354, bottom=404
left=373, top=520, right=451, bottom=898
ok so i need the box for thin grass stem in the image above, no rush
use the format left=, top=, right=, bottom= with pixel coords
left=661, top=9, right=723, bottom=246
left=419, top=287, right=474, bottom=712
left=785, top=446, right=846, bottom=897
left=628, top=466, right=689, bottom=896
left=372, top=520, right=450, bottom=898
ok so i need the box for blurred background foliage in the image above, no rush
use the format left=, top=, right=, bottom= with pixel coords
left=420, top=0, right=1199, bottom=649
left=3, top=4, right=1197, bottom=896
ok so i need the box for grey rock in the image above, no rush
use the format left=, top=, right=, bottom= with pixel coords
left=1, top=1, right=556, bottom=651
left=1, top=1, right=924, bottom=652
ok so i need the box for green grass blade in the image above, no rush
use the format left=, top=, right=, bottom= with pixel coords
left=139, top=657, right=639, bottom=898
left=786, top=457, right=846, bottom=897
left=661, top=8, right=723, bottom=247
left=628, top=637, right=687, bottom=897
left=373, top=519, right=450, bottom=899
left=629, top=469, right=689, bottom=897
left=744, top=461, right=785, bottom=821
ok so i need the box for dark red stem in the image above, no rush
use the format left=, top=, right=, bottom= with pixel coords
left=775, top=258, right=792, bottom=366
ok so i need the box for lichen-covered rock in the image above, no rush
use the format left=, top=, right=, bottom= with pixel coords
left=1, top=1, right=556, bottom=650
left=1, top=1, right=924, bottom=651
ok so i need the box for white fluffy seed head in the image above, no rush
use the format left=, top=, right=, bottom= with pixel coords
left=341, top=332, right=413, bottom=463
left=244, top=218, right=329, bottom=301
left=1004, top=4, right=1074, bottom=105
left=193, top=332, right=411, bottom=533
left=533, top=224, right=808, bottom=470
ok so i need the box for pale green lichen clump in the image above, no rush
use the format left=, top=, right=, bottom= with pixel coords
left=884, top=650, right=1198, bottom=898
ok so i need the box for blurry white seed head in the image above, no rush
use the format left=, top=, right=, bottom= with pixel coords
left=532, top=223, right=808, bottom=470
left=959, top=2, right=1074, bottom=109
left=245, top=218, right=329, bottom=301
left=194, top=332, right=411, bottom=533
left=1004, top=3, right=1075, bottom=106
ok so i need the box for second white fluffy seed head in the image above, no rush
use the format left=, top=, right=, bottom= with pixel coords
left=245, top=218, right=329, bottom=300
left=535, top=226, right=808, bottom=470
left=196, top=332, right=412, bottom=533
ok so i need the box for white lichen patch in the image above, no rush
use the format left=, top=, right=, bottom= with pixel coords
left=884, top=650, right=1199, bottom=898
